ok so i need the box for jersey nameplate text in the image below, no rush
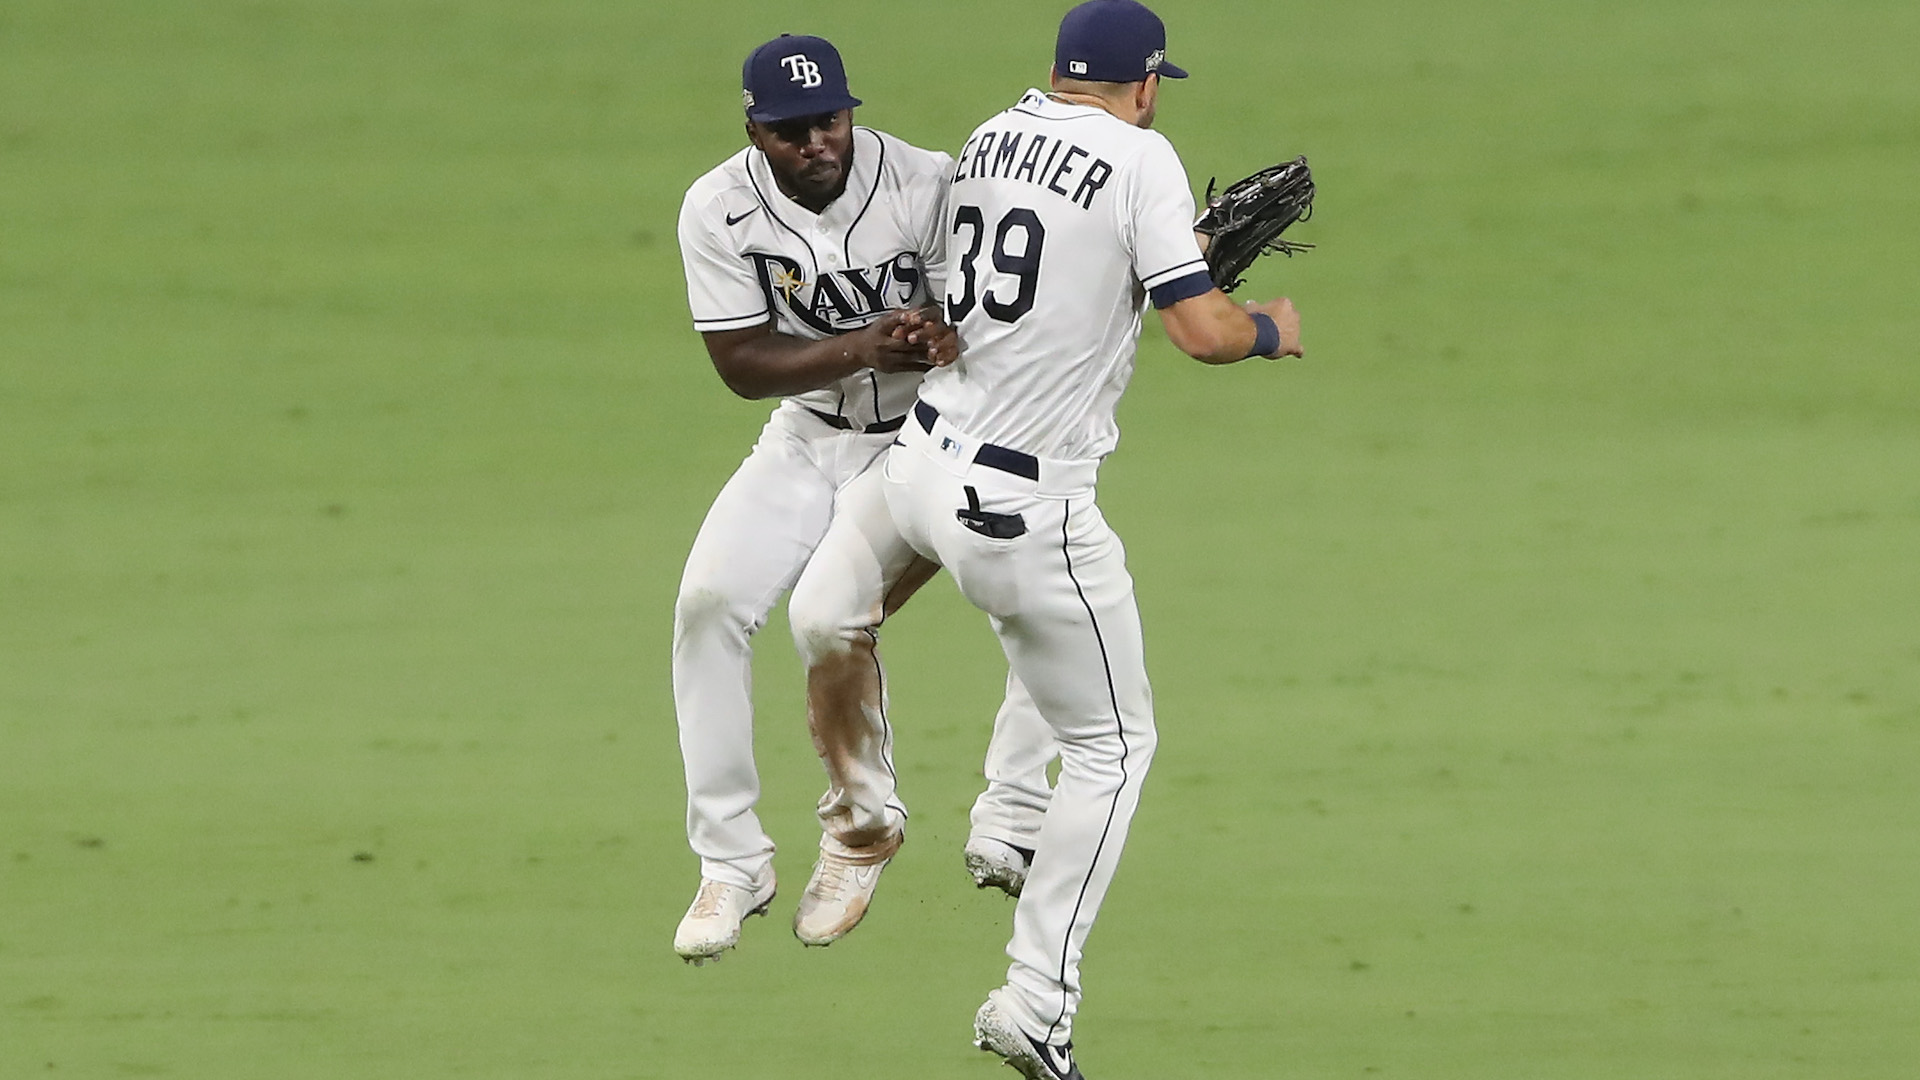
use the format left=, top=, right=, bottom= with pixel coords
left=952, top=130, right=1115, bottom=212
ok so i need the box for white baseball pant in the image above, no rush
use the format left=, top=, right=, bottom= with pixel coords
left=790, top=402, right=1153, bottom=1044
left=674, top=405, right=1053, bottom=889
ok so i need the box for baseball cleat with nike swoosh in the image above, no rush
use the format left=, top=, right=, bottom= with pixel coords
left=792, top=830, right=902, bottom=946
left=972, top=987, right=1086, bottom=1079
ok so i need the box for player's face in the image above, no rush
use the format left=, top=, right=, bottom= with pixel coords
left=749, top=110, right=855, bottom=210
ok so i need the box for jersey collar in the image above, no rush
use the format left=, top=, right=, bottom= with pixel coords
left=1013, top=87, right=1108, bottom=120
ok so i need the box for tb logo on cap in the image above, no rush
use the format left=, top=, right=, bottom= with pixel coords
left=780, top=54, right=823, bottom=88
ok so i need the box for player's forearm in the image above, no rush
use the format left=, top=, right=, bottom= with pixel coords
left=1156, top=289, right=1260, bottom=365
left=710, top=333, right=871, bottom=399
left=702, top=319, right=899, bottom=399
left=1190, top=305, right=1261, bottom=366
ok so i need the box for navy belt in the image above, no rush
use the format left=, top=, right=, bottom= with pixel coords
left=912, top=401, right=1040, bottom=481
left=807, top=407, right=906, bottom=435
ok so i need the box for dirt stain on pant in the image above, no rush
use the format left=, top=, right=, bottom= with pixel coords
left=804, top=555, right=940, bottom=849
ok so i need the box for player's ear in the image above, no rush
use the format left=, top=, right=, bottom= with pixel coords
left=1048, top=64, right=1062, bottom=90
left=744, top=119, right=763, bottom=150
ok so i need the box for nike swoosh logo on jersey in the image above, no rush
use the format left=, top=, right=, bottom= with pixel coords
left=725, top=206, right=760, bottom=226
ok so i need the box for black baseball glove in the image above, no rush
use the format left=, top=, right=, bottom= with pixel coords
left=1194, top=156, right=1316, bottom=293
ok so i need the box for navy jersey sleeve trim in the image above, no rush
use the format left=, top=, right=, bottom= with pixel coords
left=1141, top=257, right=1209, bottom=291
left=1148, top=269, right=1214, bottom=309
left=693, top=310, right=771, bottom=331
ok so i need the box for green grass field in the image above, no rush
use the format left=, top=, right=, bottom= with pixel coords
left=4, top=1, right=1918, bottom=1076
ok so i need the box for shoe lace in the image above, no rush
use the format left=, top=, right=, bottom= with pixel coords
left=810, top=856, right=852, bottom=898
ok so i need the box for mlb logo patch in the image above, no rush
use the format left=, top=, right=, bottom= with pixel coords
left=1068, top=60, right=1088, bottom=75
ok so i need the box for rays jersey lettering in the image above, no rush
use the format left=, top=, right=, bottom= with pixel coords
left=744, top=251, right=922, bottom=335
left=678, top=126, right=954, bottom=429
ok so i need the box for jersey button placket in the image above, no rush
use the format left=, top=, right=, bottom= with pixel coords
left=817, top=224, right=839, bottom=269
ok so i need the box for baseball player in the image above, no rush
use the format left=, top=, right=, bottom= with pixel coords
left=671, top=34, right=1056, bottom=964
left=788, top=2, right=1303, bottom=1076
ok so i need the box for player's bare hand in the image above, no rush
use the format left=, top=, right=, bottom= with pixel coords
left=898, top=306, right=961, bottom=367
left=1246, top=297, right=1303, bottom=359
left=858, top=310, right=935, bottom=374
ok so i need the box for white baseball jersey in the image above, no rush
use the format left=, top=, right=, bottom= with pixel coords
left=678, top=126, right=953, bottom=430
left=920, top=89, right=1211, bottom=461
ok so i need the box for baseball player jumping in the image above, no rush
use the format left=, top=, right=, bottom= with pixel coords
left=789, top=2, right=1303, bottom=1076
left=670, top=34, right=1056, bottom=964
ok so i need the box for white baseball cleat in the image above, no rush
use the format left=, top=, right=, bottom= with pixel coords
left=792, top=830, right=902, bottom=946
left=963, top=835, right=1034, bottom=897
left=973, top=987, right=1087, bottom=1080
left=673, top=871, right=775, bottom=965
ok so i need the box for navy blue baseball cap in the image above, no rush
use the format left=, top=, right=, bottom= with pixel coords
left=1055, top=0, right=1188, bottom=82
left=742, top=34, right=862, bottom=123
